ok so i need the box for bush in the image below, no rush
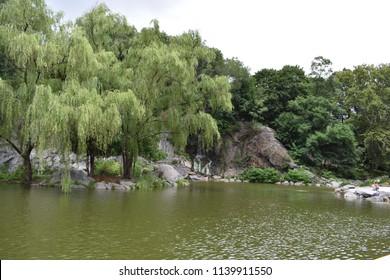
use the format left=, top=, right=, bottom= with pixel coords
left=321, top=170, right=335, bottom=179
left=241, top=167, right=281, bottom=183
left=0, top=166, right=24, bottom=181
left=95, top=159, right=122, bottom=176
left=134, top=174, right=167, bottom=189
left=131, top=161, right=154, bottom=179
left=283, top=169, right=309, bottom=183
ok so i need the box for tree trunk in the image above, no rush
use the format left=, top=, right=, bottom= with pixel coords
left=87, top=139, right=95, bottom=177
left=86, top=149, right=90, bottom=176
left=22, top=155, right=33, bottom=183
left=21, top=144, right=34, bottom=183
left=122, top=150, right=133, bottom=179
left=90, top=150, right=95, bottom=177
left=122, top=140, right=136, bottom=179
left=3, top=138, right=33, bottom=183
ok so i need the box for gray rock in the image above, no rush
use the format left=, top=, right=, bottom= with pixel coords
left=49, top=167, right=95, bottom=186
left=223, top=168, right=242, bottom=178
left=368, top=196, right=384, bottom=203
left=303, top=170, right=318, bottom=182
left=113, top=185, right=126, bottom=191
left=154, top=164, right=183, bottom=182
left=330, top=181, right=341, bottom=188
left=378, top=189, right=390, bottom=197
left=355, top=188, right=377, bottom=198
left=335, top=185, right=357, bottom=195
left=174, top=164, right=191, bottom=177
left=189, top=175, right=208, bottom=181
left=0, top=145, right=23, bottom=172
left=94, top=182, right=111, bottom=190
left=343, top=184, right=356, bottom=190
left=206, top=122, right=295, bottom=177
left=339, top=187, right=390, bottom=204
left=71, top=184, right=87, bottom=190
left=344, top=191, right=359, bottom=199
left=158, top=133, right=175, bottom=157
left=119, top=180, right=134, bottom=187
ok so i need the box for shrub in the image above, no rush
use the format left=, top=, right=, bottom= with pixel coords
left=0, top=166, right=24, bottom=181
left=131, top=161, right=154, bottom=179
left=321, top=170, right=335, bottom=179
left=177, top=179, right=190, bottom=187
left=95, top=159, right=122, bottom=176
left=283, top=169, right=309, bottom=183
left=152, top=178, right=167, bottom=188
left=241, top=167, right=281, bottom=183
left=134, top=174, right=167, bottom=189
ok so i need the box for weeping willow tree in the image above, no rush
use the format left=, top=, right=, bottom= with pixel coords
left=29, top=29, right=122, bottom=191
left=0, top=0, right=62, bottom=182
left=75, top=3, right=136, bottom=61
left=27, top=7, right=129, bottom=188
left=76, top=6, right=233, bottom=179
left=112, top=23, right=232, bottom=178
left=1, top=1, right=233, bottom=187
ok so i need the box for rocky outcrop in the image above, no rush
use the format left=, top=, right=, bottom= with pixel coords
left=0, top=145, right=23, bottom=172
left=48, top=167, right=95, bottom=187
left=207, top=122, right=296, bottom=177
left=335, top=186, right=390, bottom=204
left=154, top=163, right=183, bottom=182
left=0, top=144, right=86, bottom=173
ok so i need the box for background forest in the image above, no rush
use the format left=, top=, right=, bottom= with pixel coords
left=1, top=0, right=389, bottom=191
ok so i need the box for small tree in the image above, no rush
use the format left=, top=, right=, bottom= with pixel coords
left=304, top=123, right=360, bottom=177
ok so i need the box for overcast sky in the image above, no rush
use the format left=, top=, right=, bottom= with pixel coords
left=45, top=0, right=390, bottom=74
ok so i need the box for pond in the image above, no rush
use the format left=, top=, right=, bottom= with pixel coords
left=0, top=182, right=389, bottom=260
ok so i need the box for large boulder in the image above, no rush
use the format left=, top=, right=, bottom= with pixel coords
left=355, top=188, right=377, bottom=198
left=0, top=145, right=23, bottom=172
left=49, top=167, right=95, bottom=186
left=344, top=191, right=359, bottom=199
left=0, top=143, right=87, bottom=173
left=154, top=164, right=183, bottom=182
left=94, top=182, right=111, bottom=190
left=206, top=122, right=296, bottom=176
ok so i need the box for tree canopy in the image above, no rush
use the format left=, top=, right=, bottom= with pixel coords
left=336, top=64, right=390, bottom=171
left=0, top=0, right=63, bottom=182
left=0, top=1, right=232, bottom=190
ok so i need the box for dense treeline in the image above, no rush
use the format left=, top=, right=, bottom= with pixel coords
left=0, top=0, right=389, bottom=191
left=0, top=0, right=232, bottom=191
left=236, top=57, right=389, bottom=179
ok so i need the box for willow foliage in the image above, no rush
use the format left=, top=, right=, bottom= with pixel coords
left=114, top=26, right=232, bottom=177
left=1, top=1, right=233, bottom=185
left=0, top=0, right=60, bottom=182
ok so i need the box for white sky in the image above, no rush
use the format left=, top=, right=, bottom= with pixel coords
left=45, top=0, right=390, bottom=74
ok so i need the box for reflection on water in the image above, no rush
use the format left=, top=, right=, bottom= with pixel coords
left=0, top=182, right=389, bottom=259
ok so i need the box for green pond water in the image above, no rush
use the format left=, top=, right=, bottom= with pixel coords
left=0, top=182, right=389, bottom=260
